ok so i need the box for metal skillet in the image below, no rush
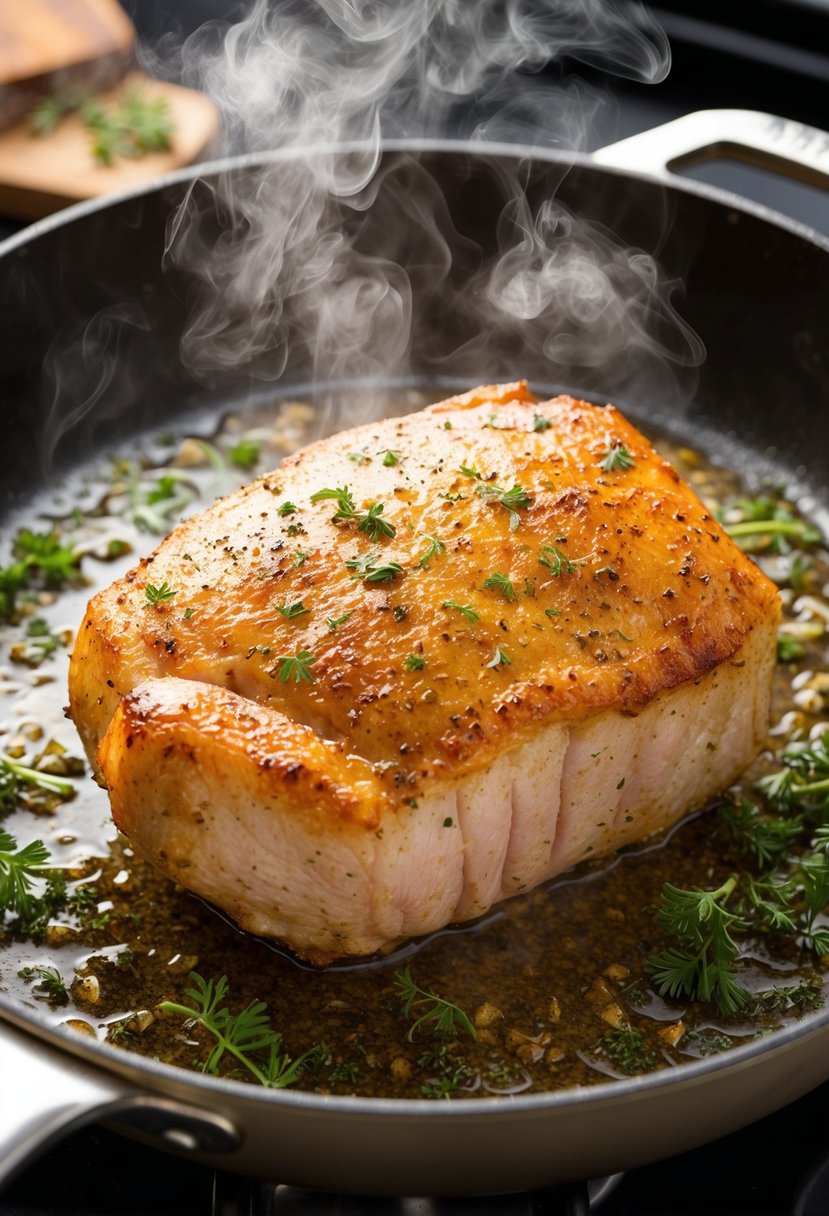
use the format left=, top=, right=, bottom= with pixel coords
left=1, top=110, right=829, bottom=1197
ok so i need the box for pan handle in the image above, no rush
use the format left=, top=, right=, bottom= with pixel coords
left=0, top=1016, right=240, bottom=1190
left=593, top=108, right=829, bottom=192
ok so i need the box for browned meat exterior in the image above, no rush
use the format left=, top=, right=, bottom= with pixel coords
left=69, top=383, right=780, bottom=961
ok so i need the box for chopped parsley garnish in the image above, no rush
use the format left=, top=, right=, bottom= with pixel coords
left=403, top=653, right=426, bottom=671
left=475, top=483, right=532, bottom=531
left=482, top=571, right=516, bottom=602
left=357, top=502, right=396, bottom=542
left=538, top=545, right=581, bottom=577
left=533, top=414, right=552, bottom=433
left=277, top=501, right=297, bottom=517
left=229, top=439, right=261, bottom=469
left=345, top=553, right=404, bottom=583
left=418, top=535, right=445, bottom=568
left=144, top=581, right=176, bottom=605
left=380, top=449, right=401, bottom=467
left=276, top=600, right=309, bottom=620
left=348, top=450, right=372, bottom=465
left=600, top=442, right=636, bottom=472
left=590, top=1027, right=656, bottom=1075
left=273, top=650, right=316, bottom=683
left=545, top=607, right=561, bottom=618
left=486, top=646, right=511, bottom=669
left=459, top=464, right=482, bottom=480
left=326, top=612, right=353, bottom=631
left=442, top=600, right=479, bottom=623
left=292, top=549, right=310, bottom=568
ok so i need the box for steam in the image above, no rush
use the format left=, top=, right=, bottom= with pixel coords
left=154, top=1, right=696, bottom=431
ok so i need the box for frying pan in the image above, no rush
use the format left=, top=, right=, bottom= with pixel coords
left=1, top=110, right=829, bottom=1198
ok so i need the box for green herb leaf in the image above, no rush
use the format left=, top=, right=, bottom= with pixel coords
left=277, top=501, right=297, bottom=517
left=589, top=1027, right=656, bottom=1075
left=475, top=483, right=532, bottom=531
left=647, top=877, right=749, bottom=1014
left=394, top=968, right=477, bottom=1042
left=380, top=449, right=401, bottom=467
left=0, top=830, right=51, bottom=918
left=18, top=964, right=68, bottom=1003
left=345, top=553, right=404, bottom=584
left=230, top=439, right=261, bottom=469
left=326, top=612, right=353, bottom=631
left=310, top=486, right=356, bottom=519
left=533, top=414, right=552, bottom=433
left=403, top=653, right=425, bottom=671
left=482, top=571, right=516, bottom=602
left=418, top=535, right=445, bottom=568
left=600, top=443, right=635, bottom=472
left=159, top=972, right=310, bottom=1088
left=357, top=502, right=396, bottom=542
left=273, top=651, right=316, bottom=683
left=538, top=545, right=581, bottom=577
left=145, top=581, right=176, bottom=605
left=442, top=600, right=479, bottom=624
left=276, top=601, right=309, bottom=620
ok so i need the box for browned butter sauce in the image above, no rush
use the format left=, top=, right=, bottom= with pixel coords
left=0, top=389, right=827, bottom=1099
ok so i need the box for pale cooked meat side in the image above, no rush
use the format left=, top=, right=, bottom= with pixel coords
left=70, top=383, right=781, bottom=962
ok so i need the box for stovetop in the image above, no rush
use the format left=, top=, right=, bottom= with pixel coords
left=2, top=1, right=828, bottom=1212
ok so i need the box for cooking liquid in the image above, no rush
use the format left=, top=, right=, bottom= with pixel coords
left=0, top=390, right=827, bottom=1098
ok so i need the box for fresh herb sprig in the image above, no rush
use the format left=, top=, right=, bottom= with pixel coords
left=18, top=964, right=68, bottom=1003
left=159, top=973, right=309, bottom=1088
left=0, top=756, right=77, bottom=810
left=475, top=483, right=532, bottom=532
left=418, top=536, right=445, bottom=568
left=0, top=529, right=81, bottom=619
left=394, top=969, right=477, bottom=1042
left=0, top=830, right=51, bottom=918
left=442, top=600, right=479, bottom=624
left=718, top=492, right=822, bottom=555
left=482, top=572, right=516, bottom=602
left=600, top=443, right=635, bottom=473
left=345, top=553, right=404, bottom=584
left=647, top=877, right=749, bottom=1014
left=273, top=650, right=316, bottom=683
left=538, top=545, right=581, bottom=577
left=32, top=90, right=175, bottom=167
left=144, top=581, right=176, bottom=605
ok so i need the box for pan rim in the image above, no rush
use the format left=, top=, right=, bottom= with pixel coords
left=0, top=136, right=827, bottom=261
left=2, top=130, right=829, bottom=1120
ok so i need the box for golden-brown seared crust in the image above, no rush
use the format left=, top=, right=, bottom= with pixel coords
left=100, top=678, right=387, bottom=833
left=70, top=383, right=780, bottom=805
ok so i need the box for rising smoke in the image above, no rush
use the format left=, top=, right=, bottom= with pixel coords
left=155, top=0, right=700, bottom=424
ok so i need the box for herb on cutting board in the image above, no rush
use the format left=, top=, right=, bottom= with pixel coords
left=31, top=89, right=175, bottom=167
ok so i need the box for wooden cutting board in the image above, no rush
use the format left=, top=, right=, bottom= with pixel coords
left=0, top=0, right=135, bottom=128
left=0, top=71, right=220, bottom=221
